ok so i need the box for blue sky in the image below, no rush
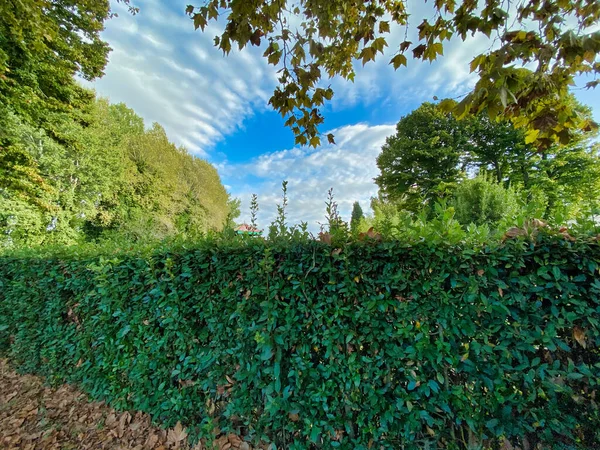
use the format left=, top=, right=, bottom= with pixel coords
left=89, top=0, right=600, bottom=231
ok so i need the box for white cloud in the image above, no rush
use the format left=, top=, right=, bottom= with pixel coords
left=88, top=0, right=277, bottom=156
left=223, top=123, right=396, bottom=232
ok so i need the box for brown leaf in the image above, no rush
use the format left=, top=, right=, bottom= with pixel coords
left=117, top=411, right=131, bottom=438
left=503, top=227, right=527, bottom=240
left=573, top=326, right=587, bottom=348
left=215, top=436, right=230, bottom=450
left=227, top=433, right=243, bottom=447
left=167, top=421, right=188, bottom=448
left=288, top=412, right=300, bottom=422
left=318, top=232, right=332, bottom=245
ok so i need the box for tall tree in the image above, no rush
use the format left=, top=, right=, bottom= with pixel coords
left=350, top=201, right=364, bottom=233
left=185, top=0, right=599, bottom=148
left=375, top=103, right=466, bottom=210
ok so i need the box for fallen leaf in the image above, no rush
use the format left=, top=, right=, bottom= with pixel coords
left=145, top=433, right=159, bottom=449
left=167, top=422, right=188, bottom=448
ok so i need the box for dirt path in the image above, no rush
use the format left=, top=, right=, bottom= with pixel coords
left=0, top=359, right=250, bottom=450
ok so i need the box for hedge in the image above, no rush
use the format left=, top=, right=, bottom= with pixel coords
left=0, top=235, right=599, bottom=449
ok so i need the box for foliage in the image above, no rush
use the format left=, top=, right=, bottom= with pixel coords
left=268, top=181, right=290, bottom=240
left=0, top=98, right=232, bottom=248
left=1, top=233, right=599, bottom=449
left=321, top=188, right=349, bottom=239
left=250, top=194, right=260, bottom=229
left=350, top=201, right=364, bottom=234
left=224, top=197, right=242, bottom=230
left=0, top=0, right=112, bottom=131
left=376, top=100, right=600, bottom=219
left=185, top=0, right=599, bottom=148
left=452, top=175, right=520, bottom=226
left=375, top=103, right=466, bottom=210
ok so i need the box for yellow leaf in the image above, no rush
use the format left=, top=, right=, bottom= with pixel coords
left=524, top=129, right=540, bottom=144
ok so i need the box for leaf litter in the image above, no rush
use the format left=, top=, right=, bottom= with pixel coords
left=0, top=359, right=257, bottom=450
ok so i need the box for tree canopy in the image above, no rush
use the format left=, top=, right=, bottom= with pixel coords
left=186, top=0, right=600, bottom=148
left=375, top=102, right=466, bottom=209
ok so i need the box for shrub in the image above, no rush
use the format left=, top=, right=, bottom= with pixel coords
left=452, top=175, right=520, bottom=227
left=0, top=234, right=599, bottom=449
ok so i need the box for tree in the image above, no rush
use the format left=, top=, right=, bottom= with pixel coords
left=249, top=194, right=259, bottom=229
left=375, top=103, right=466, bottom=210
left=350, top=201, right=364, bottom=233
left=463, top=114, right=534, bottom=186
left=224, top=197, right=241, bottom=229
left=185, top=0, right=599, bottom=148
left=0, top=1, right=114, bottom=126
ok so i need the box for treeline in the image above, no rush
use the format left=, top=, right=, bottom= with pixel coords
left=0, top=1, right=234, bottom=248
left=365, top=98, right=600, bottom=236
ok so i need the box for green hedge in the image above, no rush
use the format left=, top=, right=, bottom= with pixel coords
left=1, top=236, right=599, bottom=449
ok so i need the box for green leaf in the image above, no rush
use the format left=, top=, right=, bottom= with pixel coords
left=390, top=54, right=407, bottom=69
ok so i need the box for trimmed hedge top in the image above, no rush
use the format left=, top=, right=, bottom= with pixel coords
left=1, top=235, right=599, bottom=449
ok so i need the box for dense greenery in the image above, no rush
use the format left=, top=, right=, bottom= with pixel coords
left=375, top=100, right=600, bottom=220
left=452, top=175, right=520, bottom=227
left=0, top=1, right=233, bottom=248
left=0, top=96, right=233, bottom=248
left=1, top=232, right=598, bottom=449
left=185, top=0, right=599, bottom=148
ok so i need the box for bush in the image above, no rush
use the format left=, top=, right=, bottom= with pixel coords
left=1, top=235, right=599, bottom=449
left=452, top=175, right=520, bottom=227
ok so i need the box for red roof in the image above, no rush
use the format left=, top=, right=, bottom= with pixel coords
left=235, top=224, right=262, bottom=233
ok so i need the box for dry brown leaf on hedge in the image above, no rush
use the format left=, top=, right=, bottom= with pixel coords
left=503, top=227, right=527, bottom=240
left=318, top=232, right=332, bottom=245
left=167, top=421, right=188, bottom=448
left=573, top=326, right=587, bottom=348
left=192, top=441, right=205, bottom=450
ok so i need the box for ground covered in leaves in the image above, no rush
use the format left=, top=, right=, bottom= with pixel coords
left=0, top=359, right=253, bottom=450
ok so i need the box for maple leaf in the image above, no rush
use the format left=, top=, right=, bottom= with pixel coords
left=167, top=422, right=188, bottom=448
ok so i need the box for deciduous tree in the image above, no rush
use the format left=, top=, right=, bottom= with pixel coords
left=375, top=103, right=466, bottom=210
